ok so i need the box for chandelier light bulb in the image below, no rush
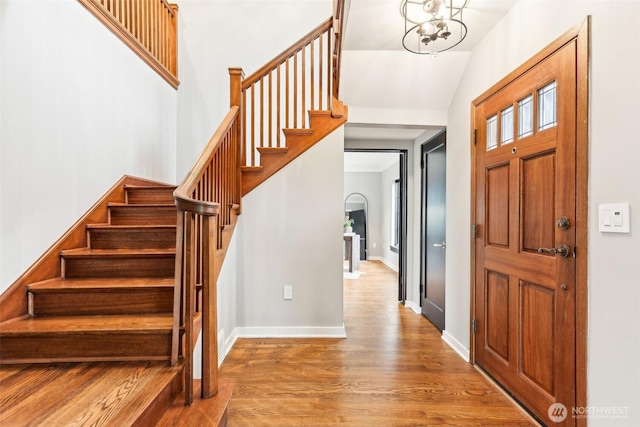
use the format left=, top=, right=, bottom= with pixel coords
left=401, top=0, right=468, bottom=55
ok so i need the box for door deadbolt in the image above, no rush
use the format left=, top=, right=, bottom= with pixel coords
left=557, top=216, right=570, bottom=230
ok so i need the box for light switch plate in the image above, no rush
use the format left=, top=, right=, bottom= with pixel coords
left=598, top=203, right=630, bottom=233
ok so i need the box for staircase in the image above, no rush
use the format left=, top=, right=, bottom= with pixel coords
left=0, top=1, right=347, bottom=424
left=241, top=103, right=347, bottom=195
left=0, top=183, right=179, bottom=364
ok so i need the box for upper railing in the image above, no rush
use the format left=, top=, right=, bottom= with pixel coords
left=238, top=11, right=343, bottom=168
left=78, top=0, right=179, bottom=88
left=172, top=107, right=242, bottom=405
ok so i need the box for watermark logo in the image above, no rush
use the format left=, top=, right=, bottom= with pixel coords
left=548, top=403, right=568, bottom=423
left=548, top=403, right=630, bottom=422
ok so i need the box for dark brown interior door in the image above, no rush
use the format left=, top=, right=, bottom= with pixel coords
left=421, top=132, right=446, bottom=331
left=473, top=41, right=577, bottom=425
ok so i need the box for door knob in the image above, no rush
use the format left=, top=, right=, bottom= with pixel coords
left=433, top=242, right=446, bottom=249
left=537, top=244, right=570, bottom=258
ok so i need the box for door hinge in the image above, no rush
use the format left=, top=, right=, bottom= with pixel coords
left=473, top=129, right=477, bottom=145
left=472, top=318, right=477, bottom=334
left=472, top=224, right=477, bottom=239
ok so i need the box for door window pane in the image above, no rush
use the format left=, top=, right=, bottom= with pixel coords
left=538, top=82, right=557, bottom=130
left=518, top=95, right=533, bottom=138
left=501, top=106, right=514, bottom=145
left=487, top=115, right=498, bottom=151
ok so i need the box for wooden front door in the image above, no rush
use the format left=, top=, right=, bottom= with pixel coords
left=472, top=26, right=587, bottom=426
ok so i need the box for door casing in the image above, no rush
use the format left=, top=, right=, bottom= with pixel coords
left=344, top=148, right=409, bottom=303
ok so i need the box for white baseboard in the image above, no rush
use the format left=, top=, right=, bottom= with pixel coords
left=404, top=299, right=421, bottom=314
left=368, top=256, right=398, bottom=272
left=218, top=327, right=239, bottom=367
left=442, top=330, right=470, bottom=362
left=343, top=270, right=361, bottom=279
left=216, top=326, right=346, bottom=366
left=236, top=325, right=347, bottom=339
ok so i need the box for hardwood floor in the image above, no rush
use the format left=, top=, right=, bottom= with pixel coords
left=219, top=260, right=537, bottom=426
left=0, top=261, right=537, bottom=426
left=0, top=361, right=182, bottom=426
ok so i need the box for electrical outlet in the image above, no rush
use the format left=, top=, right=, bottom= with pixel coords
left=283, top=285, right=293, bottom=300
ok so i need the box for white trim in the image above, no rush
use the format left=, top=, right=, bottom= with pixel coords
left=404, top=299, right=421, bottom=314
left=368, top=256, right=399, bottom=272
left=236, top=325, right=347, bottom=339
left=343, top=270, right=361, bottom=279
left=218, top=327, right=239, bottom=367
left=442, top=330, right=470, bottom=362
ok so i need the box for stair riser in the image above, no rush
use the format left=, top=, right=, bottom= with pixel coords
left=109, top=207, right=177, bottom=226
left=125, top=188, right=176, bottom=205
left=63, top=256, right=175, bottom=279
left=89, top=228, right=176, bottom=250
left=0, top=333, right=172, bottom=364
left=30, top=288, right=174, bottom=316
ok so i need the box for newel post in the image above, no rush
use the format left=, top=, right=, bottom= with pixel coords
left=201, top=213, right=220, bottom=399
left=229, top=67, right=244, bottom=211
left=229, top=67, right=244, bottom=108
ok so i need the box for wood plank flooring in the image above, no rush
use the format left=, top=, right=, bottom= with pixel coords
left=0, top=261, right=538, bottom=426
left=0, top=361, right=182, bottom=426
left=219, top=260, right=538, bottom=426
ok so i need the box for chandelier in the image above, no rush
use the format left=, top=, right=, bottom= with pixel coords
left=401, top=0, right=468, bottom=55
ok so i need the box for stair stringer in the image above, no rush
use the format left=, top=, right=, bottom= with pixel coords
left=0, top=175, right=169, bottom=324
left=241, top=102, right=348, bottom=196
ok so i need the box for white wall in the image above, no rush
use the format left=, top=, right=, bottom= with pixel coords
left=175, top=0, right=335, bottom=365
left=176, top=0, right=333, bottom=179
left=447, top=1, right=640, bottom=424
left=237, top=128, right=345, bottom=336
left=344, top=172, right=384, bottom=259
left=0, top=0, right=177, bottom=290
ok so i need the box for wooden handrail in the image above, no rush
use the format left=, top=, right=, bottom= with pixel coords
left=242, top=18, right=333, bottom=89
left=172, top=107, right=241, bottom=405
left=77, top=0, right=179, bottom=88
left=236, top=13, right=342, bottom=169
left=173, top=109, right=241, bottom=214
left=171, top=1, right=346, bottom=407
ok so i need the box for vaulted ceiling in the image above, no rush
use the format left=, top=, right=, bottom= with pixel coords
left=340, top=0, right=518, bottom=142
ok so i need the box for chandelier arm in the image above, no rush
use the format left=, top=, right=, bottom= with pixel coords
left=402, top=18, right=467, bottom=55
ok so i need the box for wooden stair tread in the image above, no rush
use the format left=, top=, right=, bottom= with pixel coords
left=107, top=202, right=176, bottom=209
left=256, top=146, right=288, bottom=153
left=124, top=184, right=177, bottom=190
left=61, top=248, right=175, bottom=256
left=0, top=361, right=183, bottom=426
left=282, top=127, right=314, bottom=135
left=157, top=379, right=231, bottom=427
left=87, top=224, right=176, bottom=230
left=241, top=166, right=263, bottom=173
left=0, top=314, right=173, bottom=334
left=27, top=277, right=175, bottom=292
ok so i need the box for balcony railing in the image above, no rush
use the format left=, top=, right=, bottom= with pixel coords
left=78, top=0, right=179, bottom=88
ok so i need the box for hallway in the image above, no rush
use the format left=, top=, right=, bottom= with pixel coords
left=219, top=261, right=537, bottom=426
